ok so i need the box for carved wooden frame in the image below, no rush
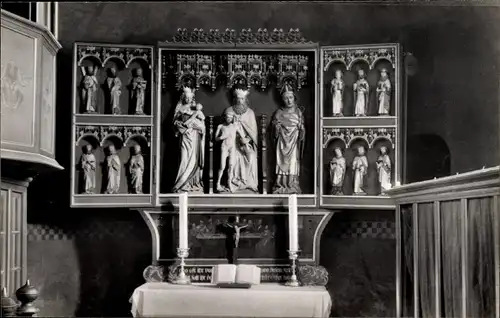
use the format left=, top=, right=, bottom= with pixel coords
left=156, top=28, right=319, bottom=208
left=70, top=43, right=155, bottom=207
left=319, top=43, right=402, bottom=209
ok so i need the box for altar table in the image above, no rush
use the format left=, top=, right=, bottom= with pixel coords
left=130, top=282, right=332, bottom=318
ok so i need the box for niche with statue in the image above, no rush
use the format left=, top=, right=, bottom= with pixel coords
left=156, top=28, right=319, bottom=208
left=72, top=125, right=152, bottom=206
left=75, top=44, right=153, bottom=116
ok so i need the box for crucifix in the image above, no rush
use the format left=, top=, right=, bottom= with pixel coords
left=222, top=216, right=248, bottom=264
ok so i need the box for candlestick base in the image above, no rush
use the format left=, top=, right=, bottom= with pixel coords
left=172, top=248, right=191, bottom=285
left=285, top=250, right=301, bottom=287
left=285, top=274, right=300, bottom=287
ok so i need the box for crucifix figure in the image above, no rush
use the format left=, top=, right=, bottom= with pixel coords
left=221, top=216, right=248, bottom=264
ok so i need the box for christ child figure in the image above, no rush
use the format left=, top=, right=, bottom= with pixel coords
left=183, top=103, right=205, bottom=130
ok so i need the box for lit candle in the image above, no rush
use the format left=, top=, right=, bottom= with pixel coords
left=288, top=194, right=298, bottom=251
left=179, top=193, right=188, bottom=249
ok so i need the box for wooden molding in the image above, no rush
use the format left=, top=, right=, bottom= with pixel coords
left=386, top=166, right=499, bottom=203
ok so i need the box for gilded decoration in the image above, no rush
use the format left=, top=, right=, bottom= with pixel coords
left=163, top=28, right=312, bottom=45
left=77, top=45, right=152, bottom=68
left=124, top=126, right=152, bottom=146
left=75, top=125, right=152, bottom=147
left=323, top=47, right=396, bottom=71
left=322, top=128, right=395, bottom=148
left=161, top=28, right=312, bottom=91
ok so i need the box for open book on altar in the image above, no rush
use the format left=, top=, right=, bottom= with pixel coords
left=211, top=264, right=261, bottom=287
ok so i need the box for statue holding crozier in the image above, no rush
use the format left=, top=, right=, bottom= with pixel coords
left=271, top=83, right=305, bottom=194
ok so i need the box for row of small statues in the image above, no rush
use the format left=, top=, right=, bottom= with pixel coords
left=80, top=64, right=147, bottom=114
left=329, top=146, right=392, bottom=195
left=172, top=84, right=305, bottom=194
left=330, top=68, right=391, bottom=117
left=80, top=144, right=144, bottom=194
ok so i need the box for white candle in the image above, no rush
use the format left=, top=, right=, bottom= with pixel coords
left=179, top=193, right=188, bottom=249
left=288, top=194, right=299, bottom=251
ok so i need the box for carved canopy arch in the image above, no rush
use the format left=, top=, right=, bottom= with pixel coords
left=102, top=47, right=126, bottom=68
left=100, top=126, right=124, bottom=148
left=323, top=136, right=347, bottom=149
left=77, top=46, right=103, bottom=66
left=347, top=136, right=370, bottom=149
left=124, top=126, right=152, bottom=147
left=75, top=126, right=100, bottom=147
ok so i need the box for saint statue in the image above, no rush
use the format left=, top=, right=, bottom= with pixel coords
left=81, top=65, right=98, bottom=113
left=353, top=146, right=368, bottom=195
left=329, top=147, right=346, bottom=195
left=330, top=69, right=344, bottom=116
left=105, top=145, right=121, bottom=194
left=271, top=84, right=305, bottom=194
left=106, top=67, right=122, bottom=115
left=353, top=69, right=369, bottom=117
left=222, top=88, right=259, bottom=193
left=377, top=68, right=391, bottom=116
left=221, top=216, right=248, bottom=264
left=80, top=144, right=96, bottom=194
left=131, top=68, right=147, bottom=115
left=172, top=86, right=205, bottom=193
left=377, top=146, right=392, bottom=194
left=215, top=111, right=245, bottom=193
left=129, top=144, right=145, bottom=194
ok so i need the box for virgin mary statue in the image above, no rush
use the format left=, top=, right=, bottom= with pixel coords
left=172, top=86, right=206, bottom=193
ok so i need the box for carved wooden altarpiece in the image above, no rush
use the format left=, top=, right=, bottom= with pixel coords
left=69, top=28, right=404, bottom=283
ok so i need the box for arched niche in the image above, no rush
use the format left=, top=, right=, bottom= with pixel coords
left=128, top=59, right=151, bottom=115
left=99, top=134, right=128, bottom=194
left=102, top=57, right=128, bottom=115
left=406, top=134, right=451, bottom=183
left=367, top=60, right=395, bottom=117
left=323, top=137, right=348, bottom=195
left=372, top=138, right=396, bottom=193
left=343, top=61, right=370, bottom=117
left=124, top=135, right=151, bottom=194
left=77, top=56, right=102, bottom=114
left=323, top=62, right=349, bottom=117
left=76, top=133, right=100, bottom=149
left=77, top=55, right=102, bottom=68
left=126, top=55, right=151, bottom=69
left=74, top=134, right=101, bottom=195
left=228, top=73, right=249, bottom=88
left=103, top=55, right=126, bottom=70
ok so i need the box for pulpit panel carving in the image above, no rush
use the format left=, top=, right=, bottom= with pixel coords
left=1, top=9, right=62, bottom=171
left=40, top=46, right=55, bottom=154
left=1, top=27, right=36, bottom=148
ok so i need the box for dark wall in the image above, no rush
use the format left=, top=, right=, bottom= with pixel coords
left=26, top=2, right=500, bottom=317
left=54, top=2, right=500, bottom=174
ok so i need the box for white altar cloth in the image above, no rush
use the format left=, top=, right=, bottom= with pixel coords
left=130, top=282, right=332, bottom=318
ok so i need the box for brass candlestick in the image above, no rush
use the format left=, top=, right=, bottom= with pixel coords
left=172, top=247, right=191, bottom=285
left=285, top=250, right=300, bottom=287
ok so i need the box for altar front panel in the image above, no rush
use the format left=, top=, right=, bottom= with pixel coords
left=130, top=283, right=332, bottom=318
